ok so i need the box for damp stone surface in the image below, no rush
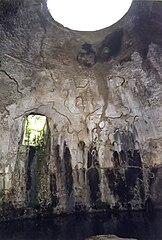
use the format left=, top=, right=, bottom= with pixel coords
left=0, top=0, right=162, bottom=220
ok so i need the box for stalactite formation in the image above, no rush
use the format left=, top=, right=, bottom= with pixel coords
left=0, top=0, right=162, bottom=220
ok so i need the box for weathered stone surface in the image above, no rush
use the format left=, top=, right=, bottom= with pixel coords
left=85, top=235, right=137, bottom=240
left=0, top=0, right=162, bottom=220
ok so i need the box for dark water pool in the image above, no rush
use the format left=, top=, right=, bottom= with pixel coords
left=0, top=211, right=162, bottom=240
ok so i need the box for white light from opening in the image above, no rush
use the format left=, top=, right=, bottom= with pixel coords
left=23, top=115, right=47, bottom=146
left=47, top=0, right=132, bottom=31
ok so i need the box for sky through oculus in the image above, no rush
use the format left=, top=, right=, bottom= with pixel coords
left=47, top=0, right=132, bottom=31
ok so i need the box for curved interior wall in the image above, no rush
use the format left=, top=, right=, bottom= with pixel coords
left=0, top=0, right=162, bottom=220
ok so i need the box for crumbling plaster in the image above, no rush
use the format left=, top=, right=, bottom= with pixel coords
left=0, top=0, right=162, bottom=220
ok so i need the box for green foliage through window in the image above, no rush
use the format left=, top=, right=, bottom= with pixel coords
left=23, top=114, right=47, bottom=146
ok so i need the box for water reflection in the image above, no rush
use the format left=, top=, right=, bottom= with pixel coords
left=0, top=211, right=161, bottom=240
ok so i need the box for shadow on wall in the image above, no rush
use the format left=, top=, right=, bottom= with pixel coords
left=77, top=29, right=123, bottom=67
left=106, top=149, right=144, bottom=210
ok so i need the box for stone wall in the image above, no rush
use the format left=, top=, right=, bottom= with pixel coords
left=0, top=0, right=162, bottom=220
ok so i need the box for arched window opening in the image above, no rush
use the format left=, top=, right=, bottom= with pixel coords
left=22, top=114, right=47, bottom=146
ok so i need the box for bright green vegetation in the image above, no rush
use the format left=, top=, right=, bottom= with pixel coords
left=23, top=114, right=47, bottom=146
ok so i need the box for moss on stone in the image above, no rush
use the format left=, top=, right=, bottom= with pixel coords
left=78, top=140, right=85, bottom=151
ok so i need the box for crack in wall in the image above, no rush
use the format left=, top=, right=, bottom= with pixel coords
left=49, top=71, right=57, bottom=90
left=52, top=102, right=72, bottom=125
left=0, top=69, right=23, bottom=97
left=73, top=77, right=90, bottom=89
left=85, top=107, right=101, bottom=124
left=107, top=75, right=126, bottom=87
left=14, top=102, right=54, bottom=119
left=37, top=10, right=47, bottom=65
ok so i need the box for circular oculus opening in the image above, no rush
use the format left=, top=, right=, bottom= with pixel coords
left=47, top=0, right=132, bottom=31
